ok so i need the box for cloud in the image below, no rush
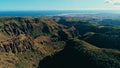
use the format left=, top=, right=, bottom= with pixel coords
left=114, top=3, right=120, bottom=5
left=105, top=0, right=112, bottom=3
left=105, top=0, right=120, bottom=5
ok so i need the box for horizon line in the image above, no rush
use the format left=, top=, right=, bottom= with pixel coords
left=0, top=9, right=120, bottom=11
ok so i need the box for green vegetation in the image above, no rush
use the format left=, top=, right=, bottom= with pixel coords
left=57, top=17, right=120, bottom=49
left=39, top=39, right=120, bottom=68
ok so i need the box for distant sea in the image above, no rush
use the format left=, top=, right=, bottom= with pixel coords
left=0, top=10, right=120, bottom=16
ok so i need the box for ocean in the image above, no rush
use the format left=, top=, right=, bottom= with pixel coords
left=0, top=10, right=119, bottom=16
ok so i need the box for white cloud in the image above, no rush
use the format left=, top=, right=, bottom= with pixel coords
left=105, top=0, right=120, bottom=4
left=80, top=7, right=120, bottom=10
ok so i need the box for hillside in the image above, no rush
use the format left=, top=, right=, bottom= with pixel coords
left=0, top=17, right=67, bottom=68
left=0, top=17, right=119, bottom=68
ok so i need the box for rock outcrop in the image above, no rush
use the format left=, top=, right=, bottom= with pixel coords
left=0, top=17, right=81, bottom=68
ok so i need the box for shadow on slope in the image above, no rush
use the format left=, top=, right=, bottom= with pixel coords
left=38, top=39, right=120, bottom=68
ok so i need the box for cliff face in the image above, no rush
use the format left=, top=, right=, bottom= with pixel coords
left=0, top=34, right=34, bottom=53
left=0, top=17, right=79, bottom=68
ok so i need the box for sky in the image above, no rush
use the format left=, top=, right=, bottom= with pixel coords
left=0, top=0, right=120, bottom=11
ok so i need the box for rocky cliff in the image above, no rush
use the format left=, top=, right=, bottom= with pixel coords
left=0, top=17, right=80, bottom=68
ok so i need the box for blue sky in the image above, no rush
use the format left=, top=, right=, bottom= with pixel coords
left=0, top=0, right=120, bottom=10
